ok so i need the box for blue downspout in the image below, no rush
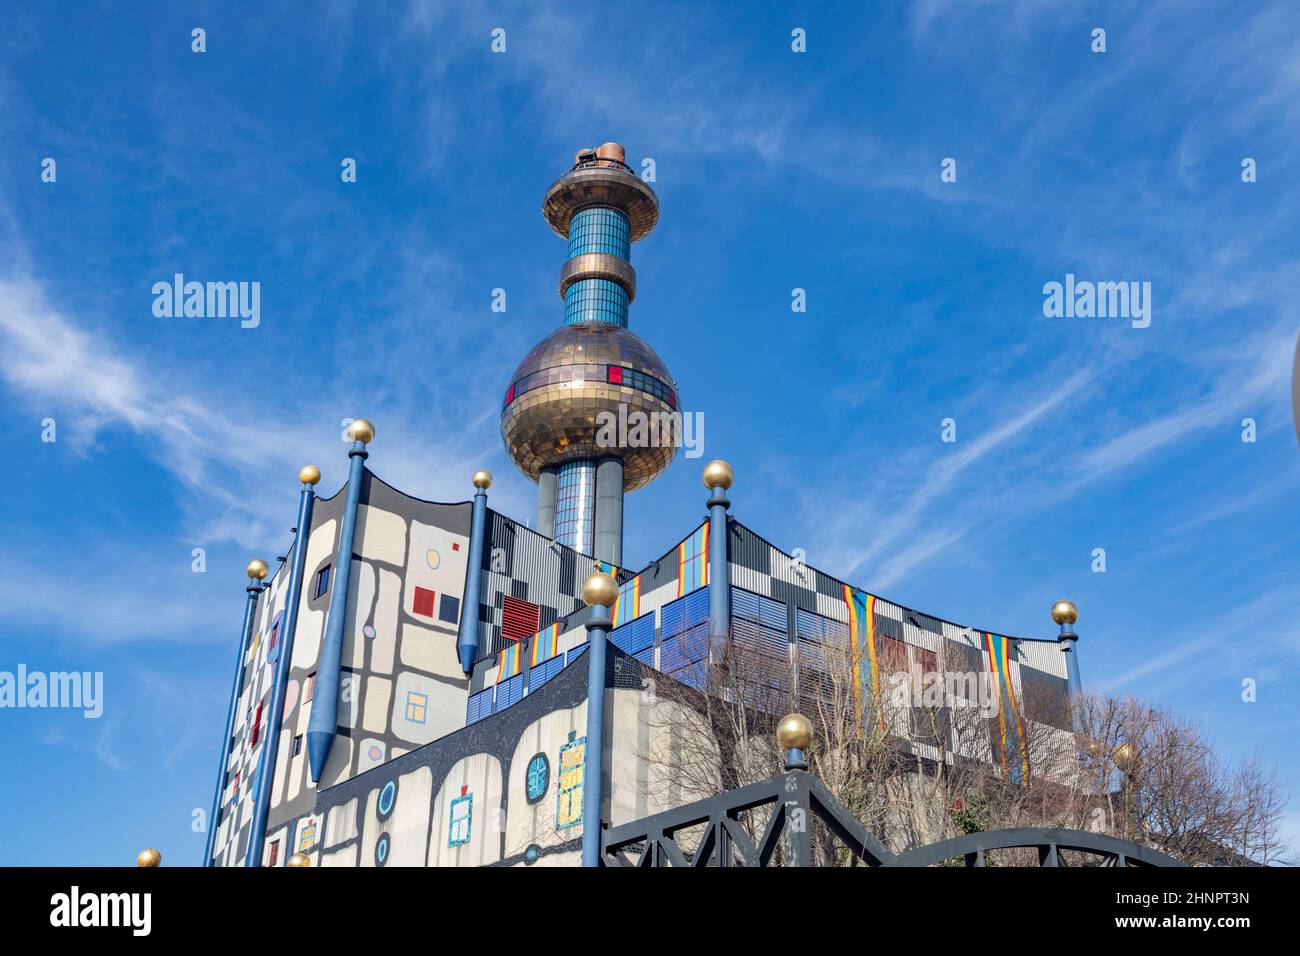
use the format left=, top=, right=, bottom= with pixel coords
left=244, top=484, right=316, bottom=866
left=707, top=487, right=731, bottom=648
left=457, top=481, right=489, bottom=674
left=581, top=606, right=612, bottom=867
left=306, top=442, right=368, bottom=783
left=203, top=573, right=264, bottom=866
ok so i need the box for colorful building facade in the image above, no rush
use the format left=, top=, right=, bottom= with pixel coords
left=206, top=145, right=1076, bottom=868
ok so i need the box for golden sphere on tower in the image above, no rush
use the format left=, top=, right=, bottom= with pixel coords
left=299, top=465, right=321, bottom=486
left=776, top=713, right=813, bottom=751
left=347, top=418, right=376, bottom=444
left=286, top=852, right=311, bottom=868
left=472, top=469, right=493, bottom=489
left=136, top=848, right=162, bottom=868
left=1051, top=600, right=1078, bottom=626
left=702, top=459, right=734, bottom=491
left=581, top=571, right=619, bottom=608
left=246, top=559, right=270, bottom=580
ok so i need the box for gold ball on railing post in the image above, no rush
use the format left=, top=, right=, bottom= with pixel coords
left=299, top=465, right=321, bottom=486
left=776, top=713, right=813, bottom=752
left=702, top=459, right=734, bottom=491
left=347, top=418, right=376, bottom=444
left=581, top=572, right=618, bottom=608
left=246, top=559, right=270, bottom=580
left=1050, top=599, right=1078, bottom=626
left=286, top=852, right=311, bottom=867
left=136, top=848, right=162, bottom=867
left=472, top=469, right=493, bottom=489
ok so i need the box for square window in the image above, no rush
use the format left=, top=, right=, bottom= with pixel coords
left=269, top=839, right=280, bottom=867
left=405, top=690, right=428, bottom=724
left=439, top=593, right=460, bottom=624
left=304, top=672, right=316, bottom=703
left=314, top=565, right=331, bottom=599
left=413, top=586, right=437, bottom=618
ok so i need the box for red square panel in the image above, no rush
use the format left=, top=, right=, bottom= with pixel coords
left=501, top=595, right=540, bottom=642
left=413, top=586, right=437, bottom=618
left=607, top=365, right=624, bottom=384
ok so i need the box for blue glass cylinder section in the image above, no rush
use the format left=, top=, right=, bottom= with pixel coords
left=564, top=279, right=629, bottom=326
left=564, top=207, right=631, bottom=327
left=555, top=459, right=597, bottom=555
left=567, top=207, right=630, bottom=259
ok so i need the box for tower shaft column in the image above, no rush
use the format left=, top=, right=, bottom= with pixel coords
left=594, top=456, right=624, bottom=567
left=536, top=465, right=558, bottom=538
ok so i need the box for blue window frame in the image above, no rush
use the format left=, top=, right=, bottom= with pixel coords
left=314, top=565, right=330, bottom=599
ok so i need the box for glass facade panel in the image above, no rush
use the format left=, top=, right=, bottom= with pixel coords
left=567, top=207, right=630, bottom=259
left=564, top=278, right=629, bottom=326
left=555, top=459, right=596, bottom=555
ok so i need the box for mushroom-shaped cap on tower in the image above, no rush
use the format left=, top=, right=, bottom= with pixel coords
left=542, top=153, right=659, bottom=241
left=246, top=559, right=270, bottom=580
left=347, top=419, right=375, bottom=444
left=1051, top=600, right=1079, bottom=626
left=500, top=324, right=678, bottom=492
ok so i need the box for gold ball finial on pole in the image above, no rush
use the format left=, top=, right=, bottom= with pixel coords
left=347, top=418, right=376, bottom=444
left=581, top=571, right=618, bottom=608
left=136, top=848, right=162, bottom=867
left=299, top=465, right=321, bottom=486
left=777, top=713, right=813, bottom=752
left=1051, top=600, right=1078, bottom=626
left=702, top=459, right=734, bottom=491
left=286, top=852, right=311, bottom=867
left=472, top=469, right=493, bottom=489
left=246, top=559, right=270, bottom=580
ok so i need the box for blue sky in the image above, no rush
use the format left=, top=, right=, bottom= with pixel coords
left=1, top=1, right=1298, bottom=865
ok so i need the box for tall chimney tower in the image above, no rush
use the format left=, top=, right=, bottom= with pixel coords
left=500, top=144, right=677, bottom=566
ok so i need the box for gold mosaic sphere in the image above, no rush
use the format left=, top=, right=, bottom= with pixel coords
left=500, top=324, right=679, bottom=492
left=136, top=848, right=161, bottom=867
left=776, top=713, right=813, bottom=751
left=581, top=571, right=619, bottom=608
left=472, top=469, right=493, bottom=489
left=347, top=418, right=375, bottom=444
left=246, top=559, right=270, bottom=580
left=702, top=459, right=733, bottom=490
left=286, top=852, right=311, bottom=868
left=1051, top=600, right=1078, bottom=626
left=299, top=465, right=321, bottom=486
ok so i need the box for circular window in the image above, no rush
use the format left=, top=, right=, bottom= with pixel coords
left=375, top=833, right=390, bottom=866
left=525, top=753, right=549, bottom=804
left=524, top=844, right=540, bottom=865
left=378, top=780, right=397, bottom=820
left=363, top=624, right=376, bottom=640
